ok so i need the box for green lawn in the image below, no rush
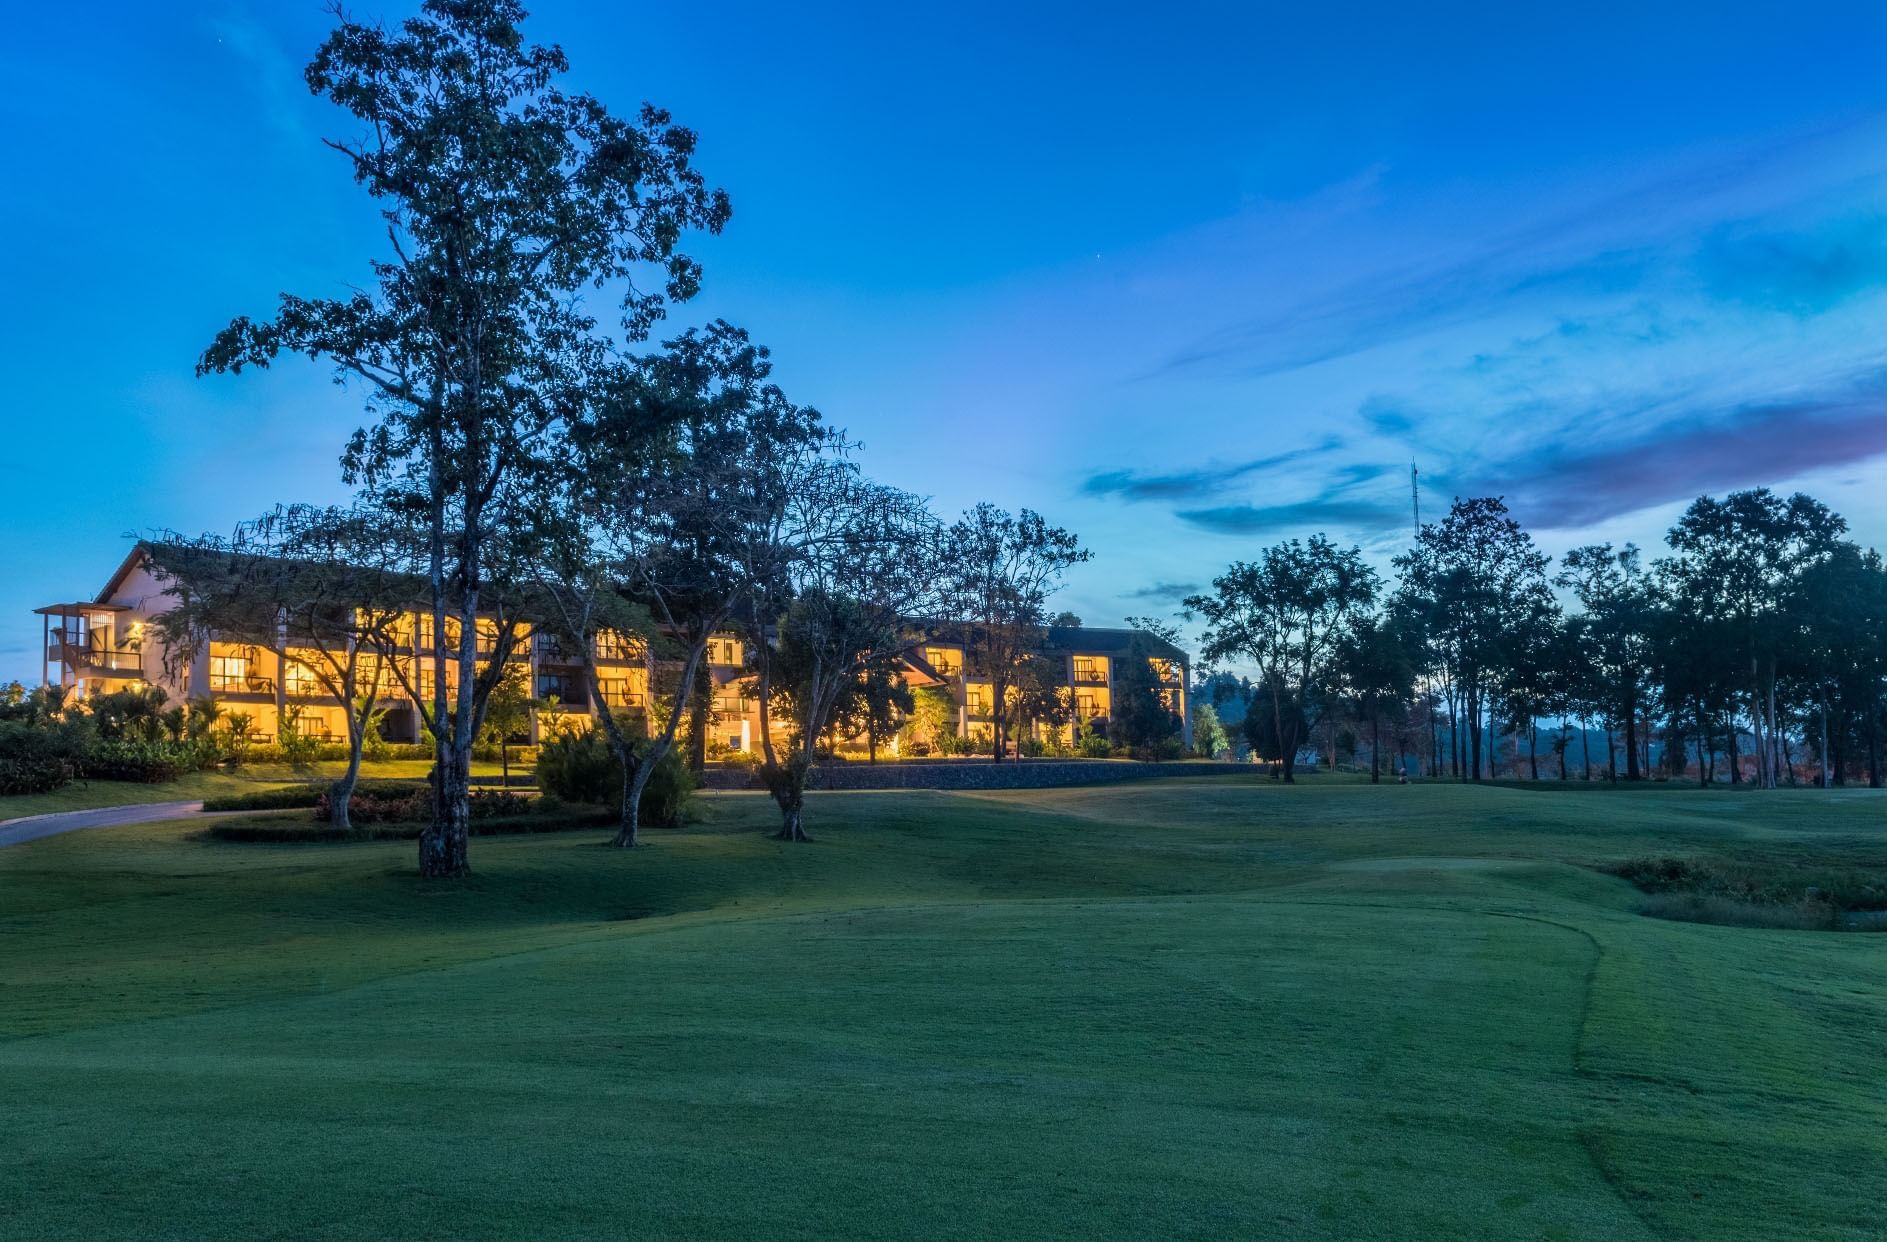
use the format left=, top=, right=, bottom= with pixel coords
left=2, top=778, right=1884, bottom=1239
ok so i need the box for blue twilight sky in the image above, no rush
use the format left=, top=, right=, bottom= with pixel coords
left=6, top=2, right=1887, bottom=681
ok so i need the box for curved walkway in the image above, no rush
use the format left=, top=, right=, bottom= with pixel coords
left=0, top=801, right=207, bottom=849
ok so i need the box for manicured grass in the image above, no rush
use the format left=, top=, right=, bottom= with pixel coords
left=2, top=779, right=1884, bottom=1238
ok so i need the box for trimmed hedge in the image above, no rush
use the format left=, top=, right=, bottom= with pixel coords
left=316, top=785, right=529, bottom=823
left=82, top=739, right=219, bottom=784
left=206, top=806, right=613, bottom=843
left=201, top=779, right=429, bottom=813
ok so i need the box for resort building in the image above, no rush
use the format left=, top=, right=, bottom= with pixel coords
left=36, top=544, right=1189, bottom=753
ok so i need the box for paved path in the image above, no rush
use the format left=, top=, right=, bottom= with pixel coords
left=0, top=801, right=208, bottom=848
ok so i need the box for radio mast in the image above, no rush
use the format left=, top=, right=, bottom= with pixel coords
left=1410, top=462, right=1421, bottom=540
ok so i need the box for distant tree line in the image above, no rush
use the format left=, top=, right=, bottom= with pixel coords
left=1185, top=489, right=1887, bottom=789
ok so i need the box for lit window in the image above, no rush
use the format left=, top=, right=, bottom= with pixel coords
left=210, top=655, right=249, bottom=694
left=285, top=661, right=320, bottom=697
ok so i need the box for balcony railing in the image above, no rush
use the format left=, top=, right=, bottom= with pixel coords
left=211, top=675, right=277, bottom=697
left=50, top=631, right=145, bottom=672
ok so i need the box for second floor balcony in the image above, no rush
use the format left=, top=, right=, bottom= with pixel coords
left=49, top=630, right=144, bottom=673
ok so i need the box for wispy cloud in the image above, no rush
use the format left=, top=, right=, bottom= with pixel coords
left=1120, top=581, right=1199, bottom=601
left=1146, top=117, right=1887, bottom=383
left=1482, top=381, right=1887, bottom=529
left=1176, top=498, right=1407, bottom=536
left=1082, top=437, right=1340, bottom=502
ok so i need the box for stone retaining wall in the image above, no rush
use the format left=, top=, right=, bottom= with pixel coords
left=698, top=760, right=1256, bottom=792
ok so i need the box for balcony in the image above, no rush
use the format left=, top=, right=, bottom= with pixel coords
left=211, top=674, right=277, bottom=699
left=50, top=631, right=145, bottom=674
left=1072, top=661, right=1108, bottom=685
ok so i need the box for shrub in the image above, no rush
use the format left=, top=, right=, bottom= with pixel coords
left=0, top=754, right=77, bottom=795
left=0, top=717, right=93, bottom=795
left=1075, top=728, right=1112, bottom=759
left=82, top=739, right=216, bottom=783
left=314, top=783, right=532, bottom=824
left=1607, top=855, right=1887, bottom=932
left=535, top=729, right=695, bottom=827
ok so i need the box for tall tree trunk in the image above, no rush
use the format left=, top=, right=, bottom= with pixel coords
left=1528, top=722, right=1539, bottom=781
left=772, top=747, right=812, bottom=841
left=687, top=659, right=711, bottom=777
left=1581, top=716, right=1592, bottom=780
left=421, top=748, right=471, bottom=878
left=1624, top=699, right=1641, bottom=781
left=1467, top=691, right=1482, bottom=782
left=1820, top=687, right=1832, bottom=790
left=611, top=745, right=660, bottom=848
left=1868, top=699, right=1882, bottom=789
left=331, top=717, right=365, bottom=833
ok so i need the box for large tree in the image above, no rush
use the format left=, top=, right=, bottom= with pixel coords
left=1187, top=535, right=1378, bottom=781
left=942, top=507, right=1090, bottom=762
left=1334, top=613, right=1417, bottom=783
left=1392, top=498, right=1553, bottom=782
left=743, top=484, right=940, bottom=841
left=1656, top=489, right=1846, bottom=789
left=1555, top=544, right=1651, bottom=779
left=197, top=0, right=729, bottom=877
left=535, top=322, right=824, bottom=846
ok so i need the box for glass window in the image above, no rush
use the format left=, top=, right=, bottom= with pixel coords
left=210, top=655, right=249, bottom=694
left=285, top=661, right=320, bottom=697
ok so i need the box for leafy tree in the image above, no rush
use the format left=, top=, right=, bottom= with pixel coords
left=536, top=323, right=825, bottom=845
left=735, top=448, right=940, bottom=839
left=832, top=658, right=914, bottom=763
left=197, top=0, right=729, bottom=877
left=1393, top=498, right=1553, bottom=782
left=1787, top=543, right=1887, bottom=787
left=1657, top=489, right=1846, bottom=789
left=479, top=664, right=536, bottom=786
left=1240, top=675, right=1306, bottom=765
left=900, top=685, right=957, bottom=755
left=1190, top=701, right=1230, bottom=759
left=942, top=506, right=1090, bottom=762
left=1111, top=637, right=1183, bottom=760
left=1006, top=653, right=1074, bottom=751
left=1556, top=544, right=1653, bottom=780
left=1187, top=535, right=1378, bottom=781
left=1334, top=614, right=1416, bottom=783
